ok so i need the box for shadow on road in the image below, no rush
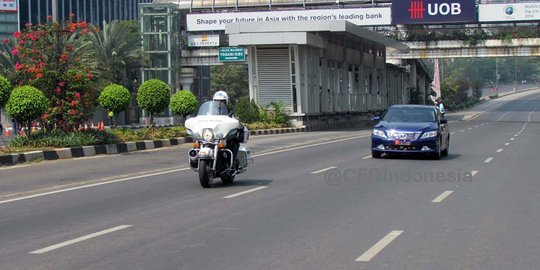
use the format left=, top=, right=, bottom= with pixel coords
left=211, top=179, right=273, bottom=188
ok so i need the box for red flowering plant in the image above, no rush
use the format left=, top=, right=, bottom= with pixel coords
left=10, top=19, right=99, bottom=131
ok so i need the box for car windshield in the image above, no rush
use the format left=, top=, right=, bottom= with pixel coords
left=381, top=107, right=436, bottom=122
left=197, top=100, right=229, bottom=116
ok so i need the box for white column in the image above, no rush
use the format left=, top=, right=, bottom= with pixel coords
left=179, top=67, right=197, bottom=92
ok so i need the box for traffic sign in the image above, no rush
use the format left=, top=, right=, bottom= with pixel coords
left=219, top=47, right=245, bottom=62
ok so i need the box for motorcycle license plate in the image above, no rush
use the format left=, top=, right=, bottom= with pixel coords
left=198, top=147, right=213, bottom=157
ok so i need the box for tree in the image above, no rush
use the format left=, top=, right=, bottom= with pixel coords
left=137, top=79, right=170, bottom=126
left=98, top=84, right=131, bottom=127
left=210, top=65, right=249, bottom=104
left=5, top=85, right=48, bottom=133
left=10, top=18, right=99, bottom=131
left=84, top=20, right=143, bottom=86
left=170, top=90, right=198, bottom=120
left=0, top=75, right=11, bottom=108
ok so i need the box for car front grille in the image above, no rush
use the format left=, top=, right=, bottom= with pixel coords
left=388, top=131, right=421, bottom=140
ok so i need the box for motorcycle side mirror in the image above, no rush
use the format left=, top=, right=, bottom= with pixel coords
left=440, top=118, right=448, bottom=124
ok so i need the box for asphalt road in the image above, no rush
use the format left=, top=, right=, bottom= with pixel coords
left=1, top=89, right=540, bottom=269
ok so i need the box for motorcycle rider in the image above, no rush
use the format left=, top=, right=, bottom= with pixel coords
left=212, top=90, right=245, bottom=169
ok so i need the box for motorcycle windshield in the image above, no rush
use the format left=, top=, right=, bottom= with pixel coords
left=197, top=101, right=229, bottom=116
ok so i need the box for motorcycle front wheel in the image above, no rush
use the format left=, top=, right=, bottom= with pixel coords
left=199, top=160, right=212, bottom=188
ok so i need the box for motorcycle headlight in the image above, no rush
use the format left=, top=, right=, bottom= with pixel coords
left=420, top=131, right=437, bottom=139
left=372, top=129, right=387, bottom=139
left=202, top=129, right=214, bottom=141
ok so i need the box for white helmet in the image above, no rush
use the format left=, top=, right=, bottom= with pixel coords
left=213, top=90, right=228, bottom=104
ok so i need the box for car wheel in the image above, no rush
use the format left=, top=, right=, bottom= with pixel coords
left=441, top=137, right=449, bottom=157
left=372, top=150, right=382, bottom=159
left=432, top=139, right=442, bottom=160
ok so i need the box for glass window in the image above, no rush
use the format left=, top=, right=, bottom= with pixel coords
left=143, top=33, right=169, bottom=51
left=148, top=53, right=169, bottom=68
left=142, top=14, right=168, bottom=33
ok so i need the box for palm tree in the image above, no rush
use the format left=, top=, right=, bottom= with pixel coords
left=0, top=38, right=18, bottom=79
left=83, top=20, right=143, bottom=86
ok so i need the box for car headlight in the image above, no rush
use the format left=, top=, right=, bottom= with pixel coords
left=420, top=131, right=437, bottom=139
left=372, top=129, right=387, bottom=138
left=202, top=129, right=214, bottom=141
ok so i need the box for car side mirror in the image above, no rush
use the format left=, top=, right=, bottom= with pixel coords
left=371, top=115, right=381, bottom=121
left=440, top=118, right=448, bottom=124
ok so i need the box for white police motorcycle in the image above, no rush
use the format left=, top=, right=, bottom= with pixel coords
left=185, top=100, right=251, bottom=188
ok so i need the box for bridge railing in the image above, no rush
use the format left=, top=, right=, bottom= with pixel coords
left=375, top=24, right=540, bottom=44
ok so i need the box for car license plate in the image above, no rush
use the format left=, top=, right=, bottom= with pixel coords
left=395, top=140, right=411, bottom=145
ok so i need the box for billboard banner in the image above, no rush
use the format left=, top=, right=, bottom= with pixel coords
left=479, top=3, right=540, bottom=22
left=187, top=34, right=220, bottom=47
left=187, top=7, right=391, bottom=31
left=0, top=0, right=17, bottom=12
left=392, top=0, right=476, bottom=25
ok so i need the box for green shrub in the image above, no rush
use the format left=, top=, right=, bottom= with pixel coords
left=0, top=75, right=12, bottom=108
left=170, top=90, right=198, bottom=118
left=235, top=96, right=260, bottom=123
left=136, top=79, right=170, bottom=125
left=110, top=126, right=187, bottom=141
left=5, top=85, right=48, bottom=126
left=98, top=84, right=131, bottom=114
left=489, top=94, right=499, bottom=99
left=8, top=130, right=118, bottom=148
left=267, top=101, right=290, bottom=126
left=246, top=121, right=287, bottom=130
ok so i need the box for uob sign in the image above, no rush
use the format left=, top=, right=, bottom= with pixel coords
left=392, top=0, right=477, bottom=25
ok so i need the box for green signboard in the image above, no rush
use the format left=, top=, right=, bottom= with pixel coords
left=219, top=47, right=245, bottom=62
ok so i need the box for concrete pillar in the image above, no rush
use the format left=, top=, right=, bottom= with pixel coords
left=179, top=67, right=197, bottom=92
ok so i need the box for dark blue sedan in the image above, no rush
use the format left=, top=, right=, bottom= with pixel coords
left=371, top=105, right=450, bottom=159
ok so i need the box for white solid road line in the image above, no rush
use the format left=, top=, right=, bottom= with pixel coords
left=223, top=186, right=268, bottom=199
left=355, top=230, right=403, bottom=262
left=0, top=168, right=190, bottom=205
left=471, top=170, right=479, bottom=177
left=484, top=157, right=494, bottom=163
left=432, top=190, right=453, bottom=203
left=30, top=225, right=132, bottom=254
left=311, top=166, right=337, bottom=174
left=497, top=149, right=503, bottom=153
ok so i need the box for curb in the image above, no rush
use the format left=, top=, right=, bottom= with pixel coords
left=249, top=126, right=308, bottom=135
left=0, top=137, right=193, bottom=166
left=0, top=126, right=311, bottom=166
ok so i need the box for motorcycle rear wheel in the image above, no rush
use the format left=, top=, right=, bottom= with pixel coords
left=199, top=160, right=212, bottom=188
